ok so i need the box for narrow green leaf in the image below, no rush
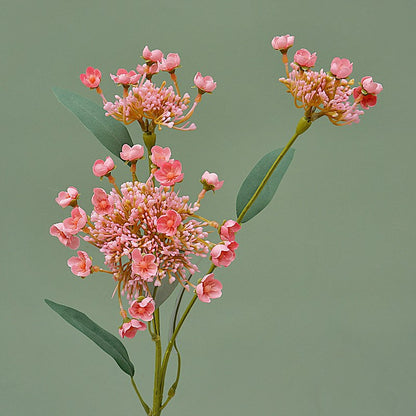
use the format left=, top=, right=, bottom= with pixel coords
left=45, top=299, right=135, bottom=377
left=52, top=87, right=133, bottom=159
left=236, top=147, right=295, bottom=223
left=148, top=281, right=179, bottom=309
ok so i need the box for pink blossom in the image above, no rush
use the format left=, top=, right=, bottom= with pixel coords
left=330, top=57, right=353, bottom=79
left=196, top=273, right=223, bottom=303
left=210, top=241, right=238, bottom=267
left=131, top=249, right=158, bottom=281
left=92, top=188, right=113, bottom=215
left=353, top=86, right=378, bottom=109
left=67, top=251, right=92, bottom=277
left=110, top=68, right=141, bottom=85
left=49, top=223, right=80, bottom=249
left=119, top=319, right=146, bottom=338
left=55, top=186, right=79, bottom=208
left=159, top=53, right=181, bottom=72
left=120, top=144, right=144, bottom=161
left=136, top=63, right=160, bottom=75
left=201, top=171, right=224, bottom=191
left=62, top=207, right=88, bottom=234
left=294, top=49, right=317, bottom=68
left=271, top=34, right=295, bottom=51
left=142, top=46, right=163, bottom=63
left=92, top=156, right=115, bottom=177
left=154, top=160, right=184, bottom=186
left=220, top=220, right=241, bottom=242
left=157, top=209, right=182, bottom=236
left=151, top=146, right=171, bottom=167
left=194, top=72, right=217, bottom=93
left=361, top=76, right=383, bottom=95
left=80, top=66, right=102, bottom=89
left=128, top=297, right=155, bottom=321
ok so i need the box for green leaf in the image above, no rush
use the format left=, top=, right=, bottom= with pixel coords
left=45, top=299, right=135, bottom=377
left=148, top=281, right=179, bottom=309
left=52, top=87, right=133, bottom=159
left=236, top=147, right=295, bottom=223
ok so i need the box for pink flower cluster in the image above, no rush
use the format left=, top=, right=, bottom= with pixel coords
left=79, top=46, right=216, bottom=133
left=50, top=146, right=240, bottom=337
left=273, top=34, right=383, bottom=125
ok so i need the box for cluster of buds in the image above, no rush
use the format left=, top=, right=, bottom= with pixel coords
left=50, top=145, right=240, bottom=338
left=271, top=34, right=383, bottom=125
left=80, top=46, right=216, bottom=133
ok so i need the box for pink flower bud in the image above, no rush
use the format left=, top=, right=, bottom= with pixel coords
left=271, top=34, right=295, bottom=51
left=131, top=249, right=158, bottom=281
left=128, top=297, right=155, bottom=321
left=157, top=209, right=182, bottom=236
left=194, top=72, right=217, bottom=93
left=210, top=241, right=238, bottom=267
left=49, top=223, right=80, bottom=249
left=361, top=76, right=383, bottom=95
left=219, top=220, right=241, bottom=242
left=67, top=251, right=92, bottom=277
left=293, top=49, right=317, bottom=68
left=142, top=46, right=164, bottom=63
left=80, top=66, right=102, bottom=89
left=119, top=319, right=146, bottom=338
left=120, top=144, right=144, bottom=161
left=196, top=273, right=223, bottom=303
left=55, top=186, right=79, bottom=208
left=154, top=160, right=184, bottom=186
left=151, top=146, right=171, bottom=167
left=110, top=68, right=141, bottom=85
left=201, top=171, right=224, bottom=191
left=330, top=57, right=353, bottom=79
left=159, top=53, right=181, bottom=72
left=92, top=156, right=115, bottom=177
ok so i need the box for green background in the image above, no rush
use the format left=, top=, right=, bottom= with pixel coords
left=2, top=0, right=415, bottom=415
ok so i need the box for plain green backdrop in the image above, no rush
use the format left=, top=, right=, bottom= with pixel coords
left=1, top=0, right=415, bottom=415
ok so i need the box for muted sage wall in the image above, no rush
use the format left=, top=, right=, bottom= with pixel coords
left=1, top=0, right=415, bottom=415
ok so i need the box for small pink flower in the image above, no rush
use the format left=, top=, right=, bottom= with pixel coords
left=361, top=76, right=383, bottom=95
left=219, top=220, right=241, bottom=242
left=154, top=160, right=184, bottom=186
left=142, top=46, right=164, bottom=63
left=91, top=188, right=113, bottom=215
left=131, top=249, right=158, bottom=281
left=120, top=144, right=144, bottom=161
left=55, top=186, right=79, bottom=208
left=80, top=66, right=102, bottom=89
left=194, top=72, right=217, bottom=93
left=159, top=53, right=181, bottom=72
left=110, top=68, right=141, bottom=85
left=330, top=57, right=353, bottom=79
left=201, top=171, right=224, bottom=191
left=151, top=146, right=171, bottom=167
left=294, top=49, right=317, bottom=68
left=67, top=250, right=92, bottom=277
left=136, top=63, right=159, bottom=75
left=49, top=223, right=80, bottom=249
left=62, top=207, right=88, bottom=235
left=271, top=34, right=295, bottom=51
left=196, top=273, right=223, bottom=303
left=157, top=209, right=182, bottom=236
left=210, top=241, right=238, bottom=267
left=119, top=319, right=146, bottom=338
left=128, top=297, right=155, bottom=321
left=92, top=156, right=115, bottom=177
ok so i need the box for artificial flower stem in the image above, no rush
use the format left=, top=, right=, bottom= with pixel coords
left=130, top=377, right=151, bottom=415
left=236, top=117, right=311, bottom=224
left=152, top=293, right=163, bottom=415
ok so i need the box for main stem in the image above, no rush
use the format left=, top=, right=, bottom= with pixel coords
left=152, top=308, right=163, bottom=415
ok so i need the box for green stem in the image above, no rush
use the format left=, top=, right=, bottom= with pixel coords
left=236, top=117, right=311, bottom=224
left=152, top=308, right=162, bottom=415
left=130, top=377, right=151, bottom=415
